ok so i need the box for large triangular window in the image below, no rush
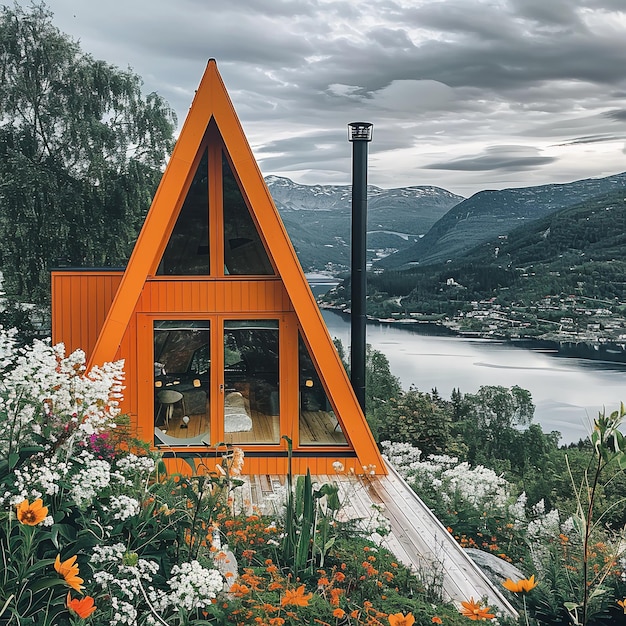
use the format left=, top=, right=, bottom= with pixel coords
left=222, top=153, right=274, bottom=275
left=157, top=148, right=210, bottom=275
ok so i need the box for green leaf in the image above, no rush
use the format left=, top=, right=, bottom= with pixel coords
left=27, top=577, right=67, bottom=594
left=182, top=456, right=196, bottom=473
left=25, top=557, right=56, bottom=577
left=51, top=523, right=77, bottom=543
left=0, top=595, right=14, bottom=618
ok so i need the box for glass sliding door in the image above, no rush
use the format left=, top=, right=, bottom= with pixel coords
left=153, top=320, right=211, bottom=446
left=222, top=320, right=280, bottom=444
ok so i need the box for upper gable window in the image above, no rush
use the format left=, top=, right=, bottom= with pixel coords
left=157, top=149, right=210, bottom=276
left=222, top=153, right=274, bottom=276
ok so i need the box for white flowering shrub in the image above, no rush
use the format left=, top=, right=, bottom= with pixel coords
left=91, top=543, right=224, bottom=624
left=159, top=560, right=223, bottom=612
left=382, top=440, right=510, bottom=513
left=0, top=331, right=128, bottom=506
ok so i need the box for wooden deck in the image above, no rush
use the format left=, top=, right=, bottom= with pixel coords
left=233, top=460, right=518, bottom=619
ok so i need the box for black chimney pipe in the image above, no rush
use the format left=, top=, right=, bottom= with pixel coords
left=348, top=122, right=372, bottom=412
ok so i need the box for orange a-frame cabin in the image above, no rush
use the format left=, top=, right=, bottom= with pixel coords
left=51, top=59, right=385, bottom=476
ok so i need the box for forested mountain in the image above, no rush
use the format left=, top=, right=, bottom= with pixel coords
left=266, top=176, right=463, bottom=271
left=365, top=189, right=626, bottom=315
left=375, top=171, right=626, bottom=270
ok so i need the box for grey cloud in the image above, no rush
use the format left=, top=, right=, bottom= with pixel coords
left=554, top=134, right=626, bottom=146
left=209, top=0, right=321, bottom=17
left=605, top=109, right=626, bottom=122
left=424, top=146, right=558, bottom=172
left=35, top=0, right=626, bottom=195
left=508, top=0, right=583, bottom=27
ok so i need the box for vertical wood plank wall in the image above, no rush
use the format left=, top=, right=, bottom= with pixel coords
left=51, top=271, right=124, bottom=357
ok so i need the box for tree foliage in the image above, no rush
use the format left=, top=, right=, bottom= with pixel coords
left=0, top=2, right=176, bottom=304
left=456, top=385, right=534, bottom=465
left=378, top=387, right=455, bottom=457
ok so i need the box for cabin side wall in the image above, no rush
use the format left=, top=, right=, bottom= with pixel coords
left=51, top=271, right=124, bottom=358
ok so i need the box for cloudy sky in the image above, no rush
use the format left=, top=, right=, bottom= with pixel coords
left=24, top=0, right=626, bottom=197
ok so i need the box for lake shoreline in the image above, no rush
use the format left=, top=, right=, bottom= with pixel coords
left=320, top=305, right=626, bottom=364
left=320, top=308, right=626, bottom=445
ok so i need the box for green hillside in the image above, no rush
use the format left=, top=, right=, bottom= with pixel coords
left=376, top=171, right=626, bottom=270
left=360, top=190, right=626, bottom=316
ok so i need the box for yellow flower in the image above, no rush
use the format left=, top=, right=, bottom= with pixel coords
left=460, top=598, right=496, bottom=621
left=54, top=555, right=84, bottom=592
left=281, top=585, right=313, bottom=607
left=502, top=575, right=538, bottom=594
left=388, top=613, right=415, bottom=626
left=618, top=599, right=626, bottom=614
left=16, top=499, right=48, bottom=526
left=67, top=593, right=96, bottom=618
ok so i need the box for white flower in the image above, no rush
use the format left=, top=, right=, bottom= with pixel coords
left=107, top=495, right=141, bottom=521
left=154, top=561, right=223, bottom=612
left=332, top=461, right=344, bottom=473
left=70, top=455, right=111, bottom=507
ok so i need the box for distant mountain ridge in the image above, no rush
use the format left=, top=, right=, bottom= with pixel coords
left=265, top=176, right=463, bottom=271
left=389, top=188, right=626, bottom=315
left=375, top=172, right=626, bottom=270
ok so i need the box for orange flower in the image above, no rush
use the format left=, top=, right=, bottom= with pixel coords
left=460, top=598, right=495, bottom=621
left=229, top=582, right=251, bottom=597
left=502, top=575, right=538, bottom=594
left=388, top=612, right=416, bottom=626
left=432, top=618, right=443, bottom=624
left=16, top=499, right=48, bottom=526
left=54, top=555, right=84, bottom=592
left=618, top=599, right=626, bottom=614
left=67, top=593, right=96, bottom=619
left=330, top=588, right=343, bottom=606
left=281, top=585, right=313, bottom=607
left=333, top=608, right=346, bottom=618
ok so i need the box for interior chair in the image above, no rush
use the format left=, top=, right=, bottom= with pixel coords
left=156, top=389, right=185, bottom=428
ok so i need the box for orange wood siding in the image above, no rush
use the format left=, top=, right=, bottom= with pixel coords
left=116, top=323, right=137, bottom=427
left=51, top=271, right=123, bottom=358
left=136, top=278, right=293, bottom=314
left=162, top=455, right=362, bottom=477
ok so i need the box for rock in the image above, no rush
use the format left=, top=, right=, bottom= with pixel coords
left=465, top=548, right=527, bottom=587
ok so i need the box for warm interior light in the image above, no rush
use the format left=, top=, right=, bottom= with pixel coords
left=181, top=415, right=190, bottom=429
left=193, top=379, right=201, bottom=387
left=155, top=381, right=162, bottom=388
left=305, top=379, right=314, bottom=388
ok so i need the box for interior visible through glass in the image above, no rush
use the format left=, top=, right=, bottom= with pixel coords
left=154, top=320, right=211, bottom=446
left=222, top=320, right=280, bottom=444
left=222, top=153, right=274, bottom=275
left=157, top=149, right=210, bottom=275
left=298, top=333, right=347, bottom=445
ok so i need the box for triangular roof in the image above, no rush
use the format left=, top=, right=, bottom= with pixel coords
left=88, top=59, right=384, bottom=473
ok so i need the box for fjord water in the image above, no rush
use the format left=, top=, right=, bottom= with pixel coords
left=321, top=309, right=626, bottom=445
